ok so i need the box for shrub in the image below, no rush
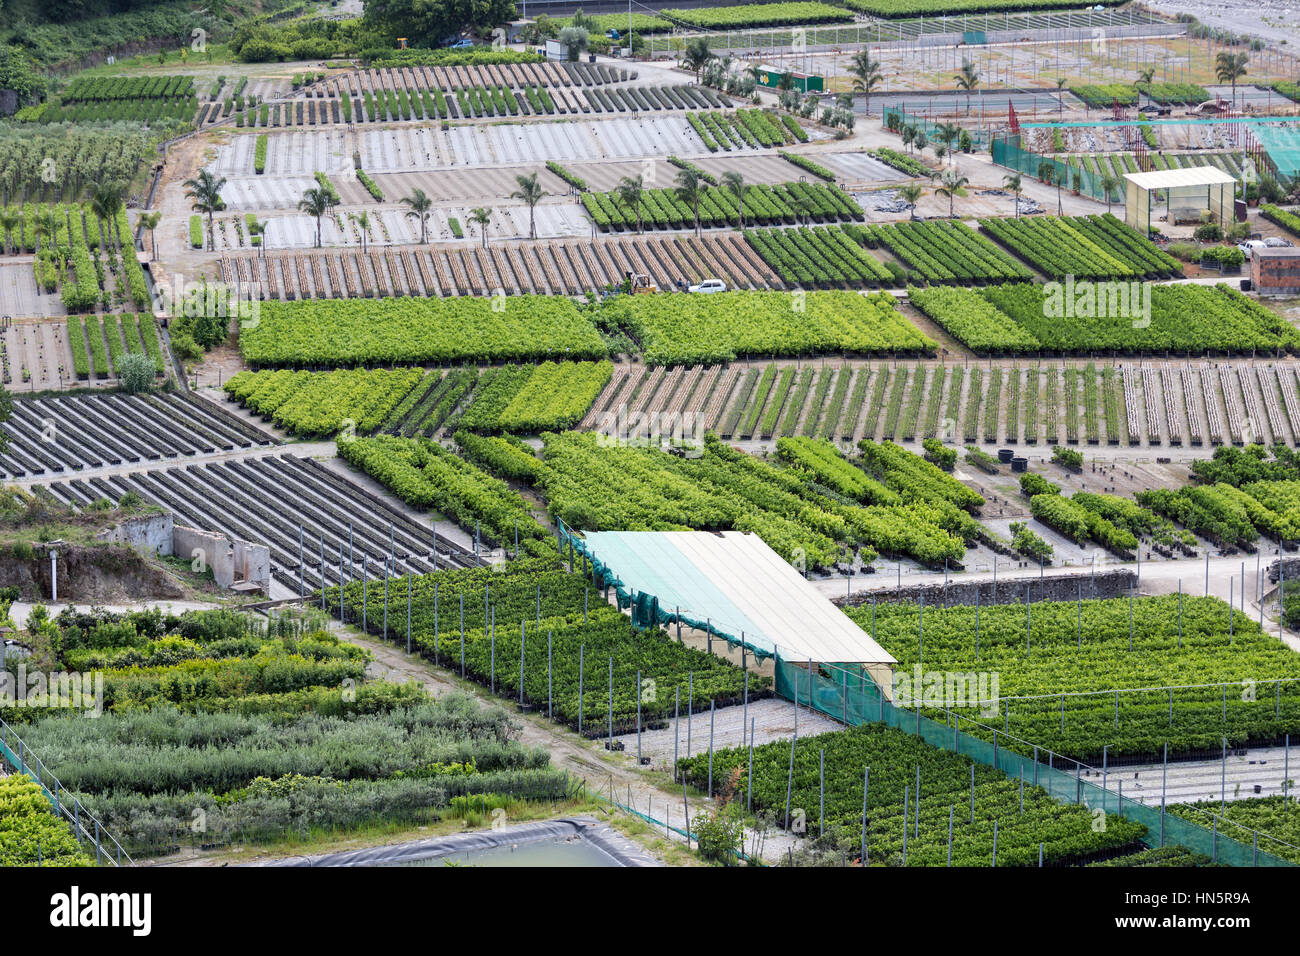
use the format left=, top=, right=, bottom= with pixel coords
left=117, top=352, right=156, bottom=394
left=1020, top=472, right=1060, bottom=497
left=921, top=437, right=956, bottom=470
left=1052, top=446, right=1084, bottom=471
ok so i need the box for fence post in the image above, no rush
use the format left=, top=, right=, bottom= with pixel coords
left=947, top=804, right=953, bottom=866
left=490, top=607, right=496, bottom=693
left=687, top=672, right=693, bottom=758
left=548, top=631, right=553, bottom=719
left=902, top=785, right=909, bottom=866
left=459, top=593, right=465, bottom=678
left=362, top=554, right=368, bottom=630
left=433, top=583, right=439, bottom=665
left=785, top=730, right=797, bottom=830
left=707, top=700, right=716, bottom=797
left=673, top=686, right=680, bottom=780
left=637, top=669, right=643, bottom=766
left=748, top=719, right=756, bottom=813
left=578, top=644, right=584, bottom=735
left=519, top=621, right=526, bottom=705
left=607, top=657, right=614, bottom=752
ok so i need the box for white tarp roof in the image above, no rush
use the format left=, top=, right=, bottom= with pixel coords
left=1123, top=166, right=1237, bottom=190
left=580, top=530, right=896, bottom=665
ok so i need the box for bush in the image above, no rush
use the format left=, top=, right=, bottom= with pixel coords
left=1019, top=472, right=1060, bottom=497
left=117, top=352, right=156, bottom=394
left=1193, top=222, right=1223, bottom=242
left=693, top=803, right=745, bottom=863
left=921, top=437, right=956, bottom=471
left=1009, top=521, right=1054, bottom=562
left=1052, top=446, right=1084, bottom=471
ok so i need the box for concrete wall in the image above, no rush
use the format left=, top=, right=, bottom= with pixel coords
left=95, top=513, right=174, bottom=556
left=1267, top=558, right=1300, bottom=584
left=834, top=568, right=1139, bottom=609
left=173, top=525, right=270, bottom=592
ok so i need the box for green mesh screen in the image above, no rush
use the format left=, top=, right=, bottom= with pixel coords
left=776, top=655, right=1294, bottom=867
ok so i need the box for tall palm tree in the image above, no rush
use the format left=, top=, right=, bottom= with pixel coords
left=898, top=182, right=924, bottom=221
left=684, top=38, right=714, bottom=84
left=934, top=169, right=969, bottom=219
left=512, top=172, right=544, bottom=241
left=1099, top=172, right=1120, bottom=212
left=674, top=168, right=707, bottom=239
left=848, top=51, right=884, bottom=115
left=138, top=210, right=162, bottom=261
left=401, top=189, right=433, bottom=244
left=90, top=183, right=126, bottom=255
left=1215, top=51, right=1248, bottom=110
left=721, top=171, right=747, bottom=228
left=469, top=206, right=492, bottom=248
left=615, top=174, right=645, bottom=235
left=354, top=210, right=370, bottom=253
left=936, top=122, right=961, bottom=164
left=954, top=60, right=979, bottom=115
left=252, top=217, right=269, bottom=258
left=0, top=208, right=18, bottom=256
left=298, top=185, right=336, bottom=249
left=183, top=170, right=226, bottom=252
left=1002, top=173, right=1022, bottom=218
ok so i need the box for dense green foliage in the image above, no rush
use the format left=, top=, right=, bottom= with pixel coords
left=845, top=596, right=1299, bottom=761
left=678, top=723, right=1145, bottom=865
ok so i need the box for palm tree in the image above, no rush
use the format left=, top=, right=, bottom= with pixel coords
left=934, top=169, right=969, bottom=219
left=401, top=189, right=433, bottom=244
left=615, top=174, right=645, bottom=234
left=1099, top=172, right=1120, bottom=212
left=1055, top=77, right=1067, bottom=117
left=954, top=60, right=979, bottom=115
left=252, top=217, right=269, bottom=258
left=469, top=206, right=492, bottom=248
left=674, top=168, right=706, bottom=239
left=936, top=122, right=960, bottom=166
left=1002, top=173, right=1022, bottom=218
left=0, top=208, right=18, bottom=256
left=1215, top=51, right=1248, bottom=110
left=848, top=51, right=884, bottom=115
left=512, top=172, right=544, bottom=241
left=138, top=210, right=162, bottom=261
left=91, top=183, right=126, bottom=255
left=684, top=38, right=714, bottom=84
left=183, top=169, right=226, bottom=252
left=721, top=171, right=747, bottom=228
left=898, top=182, right=924, bottom=221
left=298, top=185, right=336, bottom=249
left=354, top=210, right=370, bottom=253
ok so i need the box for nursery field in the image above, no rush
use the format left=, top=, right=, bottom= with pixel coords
left=978, top=215, right=1183, bottom=281
left=846, top=595, right=1300, bottom=762
left=0, top=391, right=274, bottom=481
left=677, top=723, right=1147, bottom=865
left=600, top=290, right=935, bottom=365
left=238, top=295, right=607, bottom=368
left=583, top=181, right=860, bottom=233
left=217, top=233, right=781, bottom=299
left=0, top=203, right=150, bottom=314
left=451, top=431, right=982, bottom=569
left=224, top=362, right=612, bottom=439
left=910, top=284, right=1296, bottom=356
left=28, top=74, right=198, bottom=126
left=40, top=453, right=480, bottom=593
left=579, top=357, right=1300, bottom=450
left=324, top=561, right=767, bottom=737
left=8, top=607, right=573, bottom=857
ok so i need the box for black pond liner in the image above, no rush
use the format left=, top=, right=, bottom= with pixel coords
left=245, top=818, right=659, bottom=868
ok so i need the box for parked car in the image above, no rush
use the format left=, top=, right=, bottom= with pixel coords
left=688, top=279, right=727, bottom=294
left=1238, top=239, right=1267, bottom=260
left=1264, top=236, right=1294, bottom=248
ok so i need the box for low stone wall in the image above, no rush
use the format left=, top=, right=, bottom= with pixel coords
left=1266, top=558, right=1300, bottom=585
left=833, top=568, right=1139, bottom=609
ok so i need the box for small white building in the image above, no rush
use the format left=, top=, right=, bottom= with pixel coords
left=1123, top=166, right=1237, bottom=233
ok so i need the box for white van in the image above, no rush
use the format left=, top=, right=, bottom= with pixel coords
left=1238, top=239, right=1267, bottom=260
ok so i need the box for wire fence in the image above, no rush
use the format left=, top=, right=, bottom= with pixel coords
left=784, top=656, right=1298, bottom=866
left=0, top=714, right=134, bottom=866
